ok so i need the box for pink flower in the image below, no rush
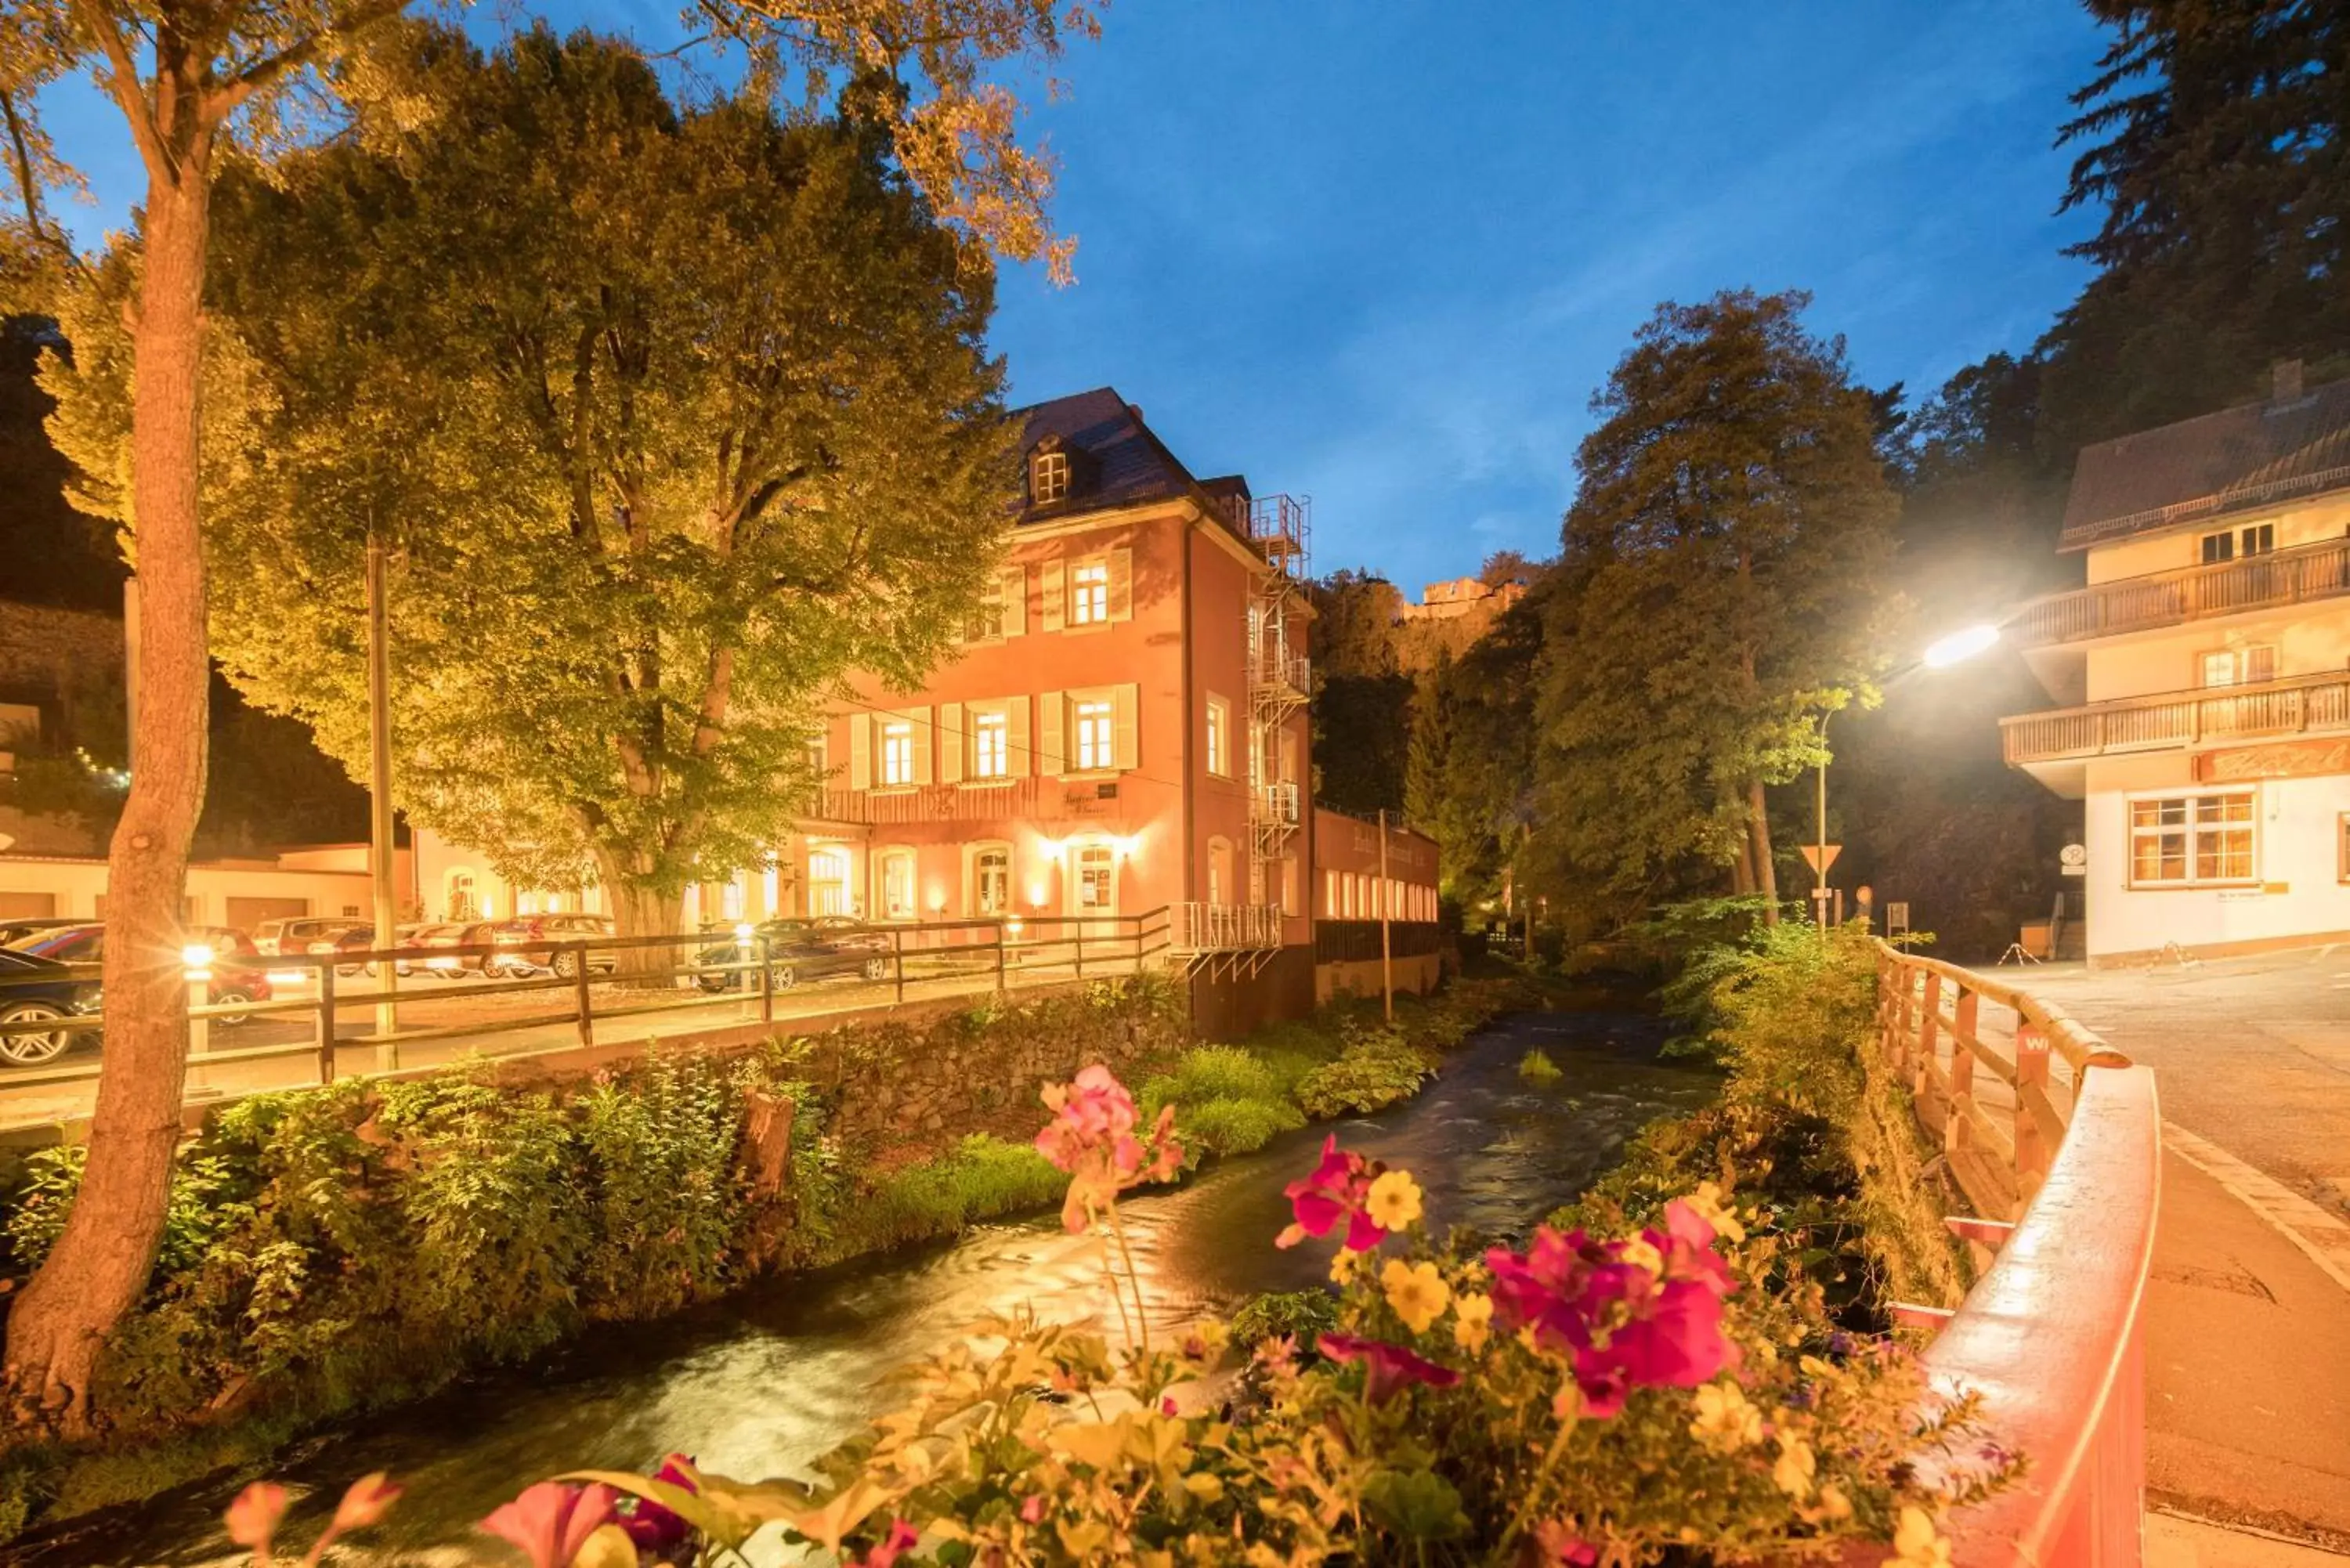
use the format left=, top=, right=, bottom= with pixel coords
left=225, top=1481, right=288, bottom=1550
left=480, top=1482, right=617, bottom=1568
left=1316, top=1333, right=1462, bottom=1404
left=1534, top=1519, right=1601, bottom=1566
left=332, top=1472, right=403, bottom=1533
left=1019, top=1494, right=1049, bottom=1524
left=620, top=1454, right=700, bottom=1552
left=1035, top=1068, right=1181, bottom=1233
left=859, top=1519, right=921, bottom=1567
left=1275, top=1136, right=1388, bottom=1252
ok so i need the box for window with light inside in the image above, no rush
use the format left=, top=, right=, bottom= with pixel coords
left=965, top=579, right=1005, bottom=641
left=972, top=710, right=1009, bottom=779
left=1076, top=844, right=1115, bottom=910
left=1071, top=560, right=1109, bottom=626
left=2129, top=791, right=2254, bottom=887
left=1206, top=696, right=1228, bottom=777
left=880, top=851, right=916, bottom=919
left=1032, top=451, right=1068, bottom=505
left=1074, top=698, right=1115, bottom=771
left=974, top=847, right=1010, bottom=916
left=881, top=720, right=915, bottom=786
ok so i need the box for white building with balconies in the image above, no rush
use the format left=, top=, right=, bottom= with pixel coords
left=2004, top=363, right=2350, bottom=963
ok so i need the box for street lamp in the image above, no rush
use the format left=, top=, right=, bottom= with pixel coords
left=1811, top=625, right=2004, bottom=927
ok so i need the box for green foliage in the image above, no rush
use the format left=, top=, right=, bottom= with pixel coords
left=830, top=1136, right=1065, bottom=1256
left=5, top=1146, right=233, bottom=1277
left=1227, top=1288, right=1339, bottom=1349
left=1293, top=1028, right=1430, bottom=1119
left=1517, top=1048, right=1561, bottom=1085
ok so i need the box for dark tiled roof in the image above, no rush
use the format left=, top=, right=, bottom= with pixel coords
left=2060, top=376, right=2350, bottom=550
left=1014, top=388, right=1199, bottom=518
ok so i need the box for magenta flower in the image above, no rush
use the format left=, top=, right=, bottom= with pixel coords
left=1275, top=1136, right=1387, bottom=1252
left=1534, top=1520, right=1601, bottom=1566
left=332, top=1472, right=403, bottom=1533
left=481, top=1481, right=617, bottom=1568
left=224, top=1481, right=288, bottom=1551
left=620, top=1454, right=700, bottom=1552
left=1316, top=1333, right=1462, bottom=1404
left=859, top=1519, right=921, bottom=1567
left=1035, top=1068, right=1182, bottom=1233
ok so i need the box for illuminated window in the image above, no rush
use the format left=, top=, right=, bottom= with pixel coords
left=1206, top=695, right=1230, bottom=777
left=2200, top=645, right=2276, bottom=688
left=1076, top=843, right=1115, bottom=911
left=1032, top=450, right=1069, bottom=505
left=1071, top=560, right=1109, bottom=625
left=881, top=720, right=915, bottom=786
left=1075, top=699, right=1115, bottom=771
left=971, top=710, right=1009, bottom=779
left=974, top=846, right=1011, bottom=916
left=807, top=846, right=850, bottom=916
left=966, top=576, right=1006, bottom=641
left=2129, top=791, right=2254, bottom=887
left=2341, top=815, right=2350, bottom=883
left=879, top=848, right=917, bottom=919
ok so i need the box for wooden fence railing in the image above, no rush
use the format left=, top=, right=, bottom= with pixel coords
left=2001, top=668, right=2350, bottom=765
left=2008, top=536, right=2350, bottom=648
left=1874, top=944, right=2160, bottom=1568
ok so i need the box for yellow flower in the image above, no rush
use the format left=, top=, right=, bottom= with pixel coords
left=1329, top=1248, right=1361, bottom=1286
left=1618, top=1237, right=1664, bottom=1276
left=1772, top=1433, right=1817, bottom=1499
left=1366, top=1169, right=1424, bottom=1232
left=1688, top=1379, right=1762, bottom=1450
left=1452, top=1292, right=1494, bottom=1352
left=1810, top=1484, right=1853, bottom=1523
left=1689, top=1180, right=1748, bottom=1243
left=1885, top=1508, right=1951, bottom=1568
left=1381, top=1258, right=1451, bottom=1334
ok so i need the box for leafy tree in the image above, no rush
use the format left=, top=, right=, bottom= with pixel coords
left=1409, top=596, right=1546, bottom=917
left=2038, top=0, right=2348, bottom=450
left=1307, top=570, right=1410, bottom=815
left=1, top=0, right=1099, bottom=1433
left=1531, top=290, right=1900, bottom=930
left=50, top=28, right=1014, bottom=941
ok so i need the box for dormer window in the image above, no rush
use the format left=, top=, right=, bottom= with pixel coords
left=1032, top=449, right=1070, bottom=505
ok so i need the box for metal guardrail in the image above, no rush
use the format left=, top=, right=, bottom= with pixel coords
left=1873, top=944, right=2159, bottom=1567
left=0, top=909, right=1176, bottom=1097
left=2001, top=668, right=2350, bottom=764
left=1170, top=902, right=1283, bottom=952
left=2010, top=537, right=2350, bottom=649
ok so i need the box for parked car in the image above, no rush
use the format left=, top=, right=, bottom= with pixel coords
left=329, top=924, right=438, bottom=977
left=253, top=916, right=365, bottom=959
left=0, top=947, right=103, bottom=1066
left=0, top=917, right=82, bottom=948
left=481, top=914, right=620, bottom=979
left=405, top=923, right=479, bottom=978
left=693, top=916, right=891, bottom=993
left=0, top=921, right=269, bottom=1053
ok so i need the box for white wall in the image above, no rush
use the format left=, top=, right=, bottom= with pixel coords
left=2082, top=755, right=2350, bottom=958
left=0, top=855, right=375, bottom=926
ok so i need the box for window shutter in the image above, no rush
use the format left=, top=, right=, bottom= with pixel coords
left=849, top=714, right=871, bottom=790
left=1001, top=566, right=1027, bottom=637
left=1008, top=695, right=1031, bottom=776
left=1040, top=560, right=1066, bottom=632
left=1039, top=690, right=1065, bottom=775
left=2245, top=645, right=2277, bottom=683
left=909, top=706, right=932, bottom=785
left=938, top=702, right=964, bottom=784
left=1114, top=682, right=1140, bottom=771
left=1107, top=545, right=1133, bottom=622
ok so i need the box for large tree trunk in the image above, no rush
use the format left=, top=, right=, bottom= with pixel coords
left=5, top=171, right=213, bottom=1433
left=595, top=850, right=686, bottom=988
left=1746, top=779, right=1779, bottom=924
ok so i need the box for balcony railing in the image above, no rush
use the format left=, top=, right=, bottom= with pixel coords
left=1249, top=780, right=1301, bottom=826
left=1251, top=653, right=1311, bottom=698
left=2010, top=537, right=2350, bottom=649
left=2002, top=669, right=2350, bottom=764
left=804, top=777, right=1119, bottom=828
left=1171, top=901, right=1283, bottom=952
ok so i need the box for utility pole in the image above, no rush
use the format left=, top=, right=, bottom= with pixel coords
left=1814, top=710, right=1831, bottom=935
left=367, top=531, right=400, bottom=1064
left=1377, top=809, right=1394, bottom=1022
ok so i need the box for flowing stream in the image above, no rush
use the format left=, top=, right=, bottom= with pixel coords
left=32, top=1006, right=1715, bottom=1566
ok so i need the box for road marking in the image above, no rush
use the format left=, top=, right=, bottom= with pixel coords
left=2164, top=1122, right=2350, bottom=1298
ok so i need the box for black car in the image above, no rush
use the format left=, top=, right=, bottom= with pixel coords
left=0, top=948, right=103, bottom=1067
left=693, top=917, right=891, bottom=993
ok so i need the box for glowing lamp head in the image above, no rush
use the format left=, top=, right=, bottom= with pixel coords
left=1923, top=623, right=2001, bottom=669
left=732, top=923, right=754, bottom=942
left=1005, top=915, right=1025, bottom=938
left=181, top=942, right=215, bottom=981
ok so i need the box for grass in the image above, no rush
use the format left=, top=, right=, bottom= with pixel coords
left=1517, top=1048, right=1563, bottom=1085
left=831, top=1136, right=1068, bottom=1255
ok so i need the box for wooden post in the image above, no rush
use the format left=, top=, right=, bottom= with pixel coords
left=2014, top=1023, right=2052, bottom=1211
left=315, top=960, right=337, bottom=1084
left=1377, top=809, right=1394, bottom=1022
left=995, top=921, right=1007, bottom=993
left=366, top=531, right=401, bottom=1065
left=1916, top=971, right=1943, bottom=1096
left=1946, top=987, right=1978, bottom=1151
left=573, top=946, right=594, bottom=1049
left=757, top=934, right=773, bottom=1028
left=894, top=927, right=906, bottom=1004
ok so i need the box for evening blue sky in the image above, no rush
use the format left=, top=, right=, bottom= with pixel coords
left=42, top=1, right=2109, bottom=592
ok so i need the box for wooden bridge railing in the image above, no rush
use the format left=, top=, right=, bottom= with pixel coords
left=1874, top=943, right=2160, bottom=1568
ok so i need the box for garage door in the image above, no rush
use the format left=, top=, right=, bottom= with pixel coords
left=0, top=891, right=57, bottom=920
left=226, top=896, right=309, bottom=931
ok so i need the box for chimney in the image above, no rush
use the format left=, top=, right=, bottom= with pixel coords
left=2272, top=359, right=2305, bottom=404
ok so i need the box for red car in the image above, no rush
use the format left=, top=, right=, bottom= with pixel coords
left=5, top=923, right=272, bottom=1025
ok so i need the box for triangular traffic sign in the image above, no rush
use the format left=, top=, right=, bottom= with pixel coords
left=1799, top=843, right=1842, bottom=874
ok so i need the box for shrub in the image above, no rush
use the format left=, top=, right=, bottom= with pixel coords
left=1174, top=1096, right=1306, bottom=1156
left=1517, top=1047, right=1562, bottom=1084
left=1295, top=1029, right=1429, bottom=1118
left=1228, top=1288, right=1339, bottom=1348
left=831, top=1136, right=1065, bottom=1255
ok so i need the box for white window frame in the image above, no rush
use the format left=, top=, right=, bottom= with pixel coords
left=1073, top=698, right=1115, bottom=771
left=1070, top=558, right=1110, bottom=626
left=1206, top=694, right=1230, bottom=778
left=2198, top=644, right=2277, bottom=688
left=2127, top=788, right=2257, bottom=889
left=807, top=845, right=851, bottom=917
left=965, top=577, right=1006, bottom=641
left=877, top=847, right=919, bottom=920
left=970, top=841, right=1013, bottom=917
left=1032, top=450, right=1069, bottom=505
left=880, top=720, right=916, bottom=787
left=1072, top=838, right=1117, bottom=914
left=971, top=707, right=1010, bottom=780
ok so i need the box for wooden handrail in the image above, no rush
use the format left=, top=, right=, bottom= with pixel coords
left=1871, top=943, right=2160, bottom=1567
left=2009, top=535, right=2350, bottom=649
left=2001, top=667, right=2350, bottom=765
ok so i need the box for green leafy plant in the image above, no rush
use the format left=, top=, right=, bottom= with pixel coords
left=1517, top=1048, right=1563, bottom=1085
